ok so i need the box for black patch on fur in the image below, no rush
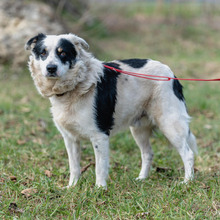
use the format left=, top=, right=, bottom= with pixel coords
left=173, top=77, right=185, bottom=101
left=94, top=62, right=121, bottom=135
left=26, top=33, right=46, bottom=49
left=29, top=33, right=47, bottom=60
left=119, top=58, right=148, bottom=68
left=56, top=39, right=77, bottom=68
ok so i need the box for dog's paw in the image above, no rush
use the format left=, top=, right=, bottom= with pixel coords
left=95, top=183, right=107, bottom=190
left=96, top=185, right=107, bottom=191
left=181, top=176, right=194, bottom=184
left=61, top=185, right=72, bottom=190
left=61, top=181, right=78, bottom=190
left=180, top=180, right=191, bottom=185
left=179, top=178, right=194, bottom=185
left=178, top=181, right=187, bottom=186
left=135, top=176, right=147, bottom=182
left=95, top=181, right=107, bottom=190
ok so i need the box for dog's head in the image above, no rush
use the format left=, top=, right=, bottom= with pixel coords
left=25, top=33, right=89, bottom=78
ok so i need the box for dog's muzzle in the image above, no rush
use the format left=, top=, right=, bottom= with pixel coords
left=46, top=64, right=58, bottom=77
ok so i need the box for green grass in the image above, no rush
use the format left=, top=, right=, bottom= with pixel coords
left=1, top=2, right=220, bottom=219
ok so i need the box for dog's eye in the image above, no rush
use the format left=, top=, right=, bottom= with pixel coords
left=41, top=49, right=47, bottom=56
left=60, top=52, right=66, bottom=57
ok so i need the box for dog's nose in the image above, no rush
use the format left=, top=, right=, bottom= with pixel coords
left=46, top=64, right=57, bottom=76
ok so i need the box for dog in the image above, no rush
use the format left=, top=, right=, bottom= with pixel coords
left=25, top=33, right=197, bottom=188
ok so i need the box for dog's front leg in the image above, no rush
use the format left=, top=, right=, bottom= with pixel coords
left=91, top=134, right=109, bottom=188
left=63, top=134, right=81, bottom=187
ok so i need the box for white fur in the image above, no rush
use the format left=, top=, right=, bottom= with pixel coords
left=26, top=33, right=197, bottom=188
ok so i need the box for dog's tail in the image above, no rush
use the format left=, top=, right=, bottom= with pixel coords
left=187, top=130, right=198, bottom=155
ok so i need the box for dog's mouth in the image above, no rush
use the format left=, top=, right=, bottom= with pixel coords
left=46, top=72, right=59, bottom=79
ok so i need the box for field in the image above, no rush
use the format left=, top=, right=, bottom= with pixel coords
left=0, top=2, right=220, bottom=219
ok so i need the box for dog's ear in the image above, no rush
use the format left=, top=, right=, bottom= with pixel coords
left=25, top=33, right=46, bottom=50
left=67, top=33, right=89, bottom=51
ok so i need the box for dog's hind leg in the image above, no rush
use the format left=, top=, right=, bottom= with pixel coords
left=156, top=114, right=196, bottom=183
left=130, top=126, right=153, bottom=180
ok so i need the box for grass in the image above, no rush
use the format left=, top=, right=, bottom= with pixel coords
left=1, top=2, right=220, bottom=219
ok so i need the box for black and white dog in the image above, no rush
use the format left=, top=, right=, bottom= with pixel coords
left=25, top=33, right=197, bottom=188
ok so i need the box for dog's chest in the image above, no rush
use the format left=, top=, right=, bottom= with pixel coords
left=50, top=96, right=96, bottom=139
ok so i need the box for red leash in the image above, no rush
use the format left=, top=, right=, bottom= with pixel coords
left=104, top=65, right=220, bottom=82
